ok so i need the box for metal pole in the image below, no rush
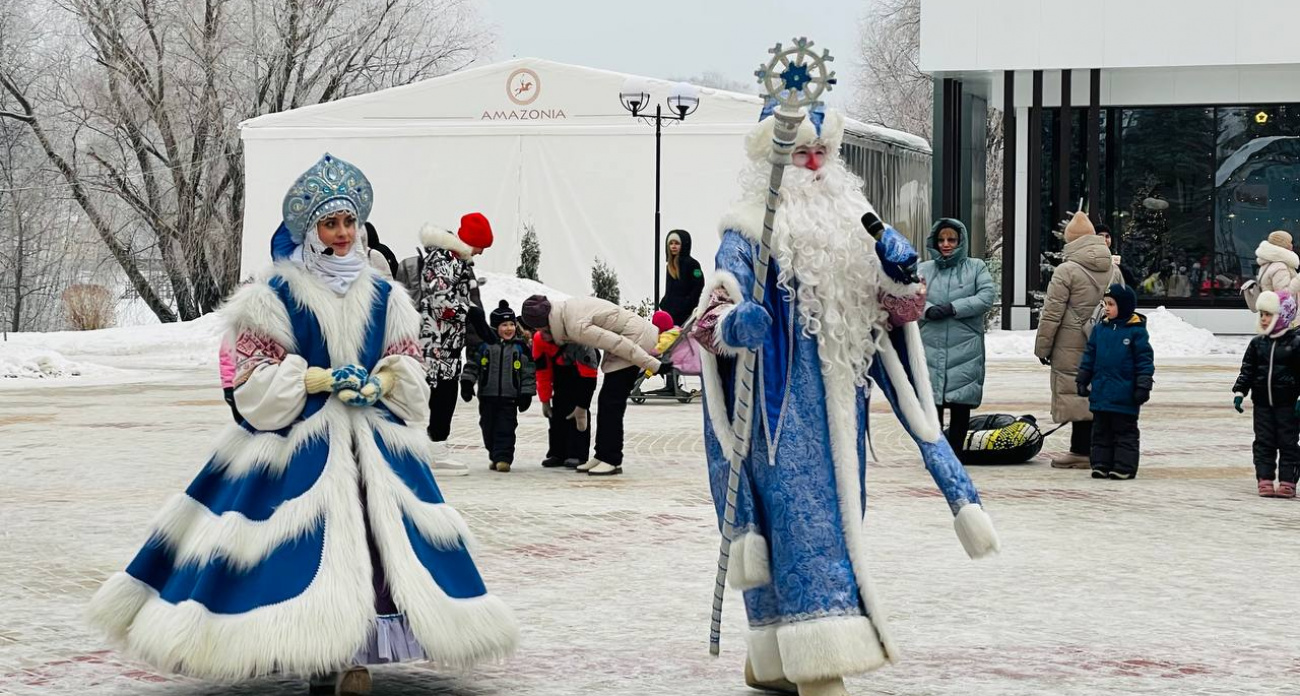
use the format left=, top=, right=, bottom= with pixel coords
left=654, top=104, right=663, bottom=310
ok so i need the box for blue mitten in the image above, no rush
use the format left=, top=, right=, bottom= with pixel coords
left=874, top=225, right=921, bottom=284
left=340, top=376, right=382, bottom=407
left=331, top=365, right=369, bottom=394
left=722, top=301, right=772, bottom=350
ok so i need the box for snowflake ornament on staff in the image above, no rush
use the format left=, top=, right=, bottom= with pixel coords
left=708, top=37, right=836, bottom=657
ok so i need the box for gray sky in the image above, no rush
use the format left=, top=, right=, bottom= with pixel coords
left=480, top=0, right=868, bottom=108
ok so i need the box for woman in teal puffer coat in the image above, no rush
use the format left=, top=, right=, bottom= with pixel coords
left=918, top=218, right=997, bottom=456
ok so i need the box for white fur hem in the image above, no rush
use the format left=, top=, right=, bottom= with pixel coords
left=747, top=626, right=784, bottom=682
left=728, top=531, right=771, bottom=590
left=821, top=363, right=897, bottom=664
left=954, top=503, right=1001, bottom=559
left=421, top=224, right=474, bottom=260
left=775, top=616, right=890, bottom=683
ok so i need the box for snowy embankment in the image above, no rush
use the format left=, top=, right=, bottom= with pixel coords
left=987, top=307, right=1249, bottom=359
left=0, top=272, right=566, bottom=382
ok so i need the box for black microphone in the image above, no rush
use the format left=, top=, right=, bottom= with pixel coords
left=322, top=247, right=335, bottom=256
left=861, top=212, right=885, bottom=240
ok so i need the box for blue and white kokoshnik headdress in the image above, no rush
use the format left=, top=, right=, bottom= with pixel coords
left=270, top=153, right=373, bottom=293
left=282, top=152, right=374, bottom=243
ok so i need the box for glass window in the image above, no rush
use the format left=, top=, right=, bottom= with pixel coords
left=1216, top=105, right=1300, bottom=297
left=1113, top=107, right=1215, bottom=301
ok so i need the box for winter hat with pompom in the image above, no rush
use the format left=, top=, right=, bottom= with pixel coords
left=1268, top=230, right=1293, bottom=250
left=651, top=310, right=674, bottom=333
left=490, top=300, right=516, bottom=328
left=1256, top=290, right=1298, bottom=337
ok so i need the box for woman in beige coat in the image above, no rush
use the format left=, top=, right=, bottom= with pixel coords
left=1035, top=213, right=1123, bottom=468
left=520, top=293, right=665, bottom=476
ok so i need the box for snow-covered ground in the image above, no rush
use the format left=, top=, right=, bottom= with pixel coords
left=0, top=272, right=570, bottom=384
left=0, top=351, right=1289, bottom=696
left=986, top=307, right=1250, bottom=360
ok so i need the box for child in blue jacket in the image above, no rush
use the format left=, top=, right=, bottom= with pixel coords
left=1076, top=284, right=1155, bottom=479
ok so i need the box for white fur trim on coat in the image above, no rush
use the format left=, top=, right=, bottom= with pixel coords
left=747, top=626, right=785, bottom=682
left=221, top=279, right=297, bottom=354
left=698, top=269, right=747, bottom=461
left=1256, top=240, right=1300, bottom=270
left=874, top=326, right=941, bottom=444
left=727, top=531, right=772, bottom=590
left=775, top=616, right=889, bottom=683
left=953, top=503, right=1001, bottom=559
left=421, top=224, right=474, bottom=261
left=821, top=359, right=897, bottom=669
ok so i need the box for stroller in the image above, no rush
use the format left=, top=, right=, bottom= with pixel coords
left=630, top=315, right=702, bottom=405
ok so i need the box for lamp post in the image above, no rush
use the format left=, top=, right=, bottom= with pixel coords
left=619, top=78, right=700, bottom=310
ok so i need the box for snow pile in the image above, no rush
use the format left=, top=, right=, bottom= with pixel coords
left=3, top=313, right=226, bottom=371
left=3, top=273, right=569, bottom=379
left=0, top=344, right=88, bottom=379
left=477, top=272, right=570, bottom=313
left=987, top=307, right=1246, bottom=359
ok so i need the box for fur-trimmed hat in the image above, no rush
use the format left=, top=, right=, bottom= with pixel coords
left=490, top=300, right=516, bottom=328
left=458, top=212, right=493, bottom=249
left=744, top=101, right=846, bottom=163
left=1257, top=290, right=1298, bottom=337
left=1064, top=212, right=1096, bottom=244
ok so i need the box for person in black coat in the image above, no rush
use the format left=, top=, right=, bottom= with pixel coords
left=1233, top=289, right=1300, bottom=498
left=660, top=229, right=705, bottom=326
left=364, top=222, right=399, bottom=277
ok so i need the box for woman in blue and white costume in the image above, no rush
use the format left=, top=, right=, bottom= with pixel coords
left=86, top=154, right=518, bottom=693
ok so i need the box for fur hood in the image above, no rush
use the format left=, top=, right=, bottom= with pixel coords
left=1256, top=240, right=1299, bottom=270
left=421, top=223, right=473, bottom=260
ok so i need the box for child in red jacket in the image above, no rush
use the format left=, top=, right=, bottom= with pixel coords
left=533, top=330, right=599, bottom=469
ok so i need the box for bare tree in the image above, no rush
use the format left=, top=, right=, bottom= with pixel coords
left=0, top=0, right=489, bottom=323
left=855, top=0, right=1004, bottom=252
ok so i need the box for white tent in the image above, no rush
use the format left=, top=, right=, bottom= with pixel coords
left=239, top=58, right=929, bottom=303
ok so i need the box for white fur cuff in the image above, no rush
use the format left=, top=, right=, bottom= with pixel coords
left=776, top=615, right=890, bottom=683
left=954, top=503, right=1001, bottom=559
left=728, top=531, right=772, bottom=590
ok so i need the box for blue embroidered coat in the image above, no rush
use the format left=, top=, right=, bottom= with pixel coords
left=85, top=263, right=517, bottom=681
left=699, top=226, right=996, bottom=685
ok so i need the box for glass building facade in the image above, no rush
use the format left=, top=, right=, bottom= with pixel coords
left=1039, top=103, right=1300, bottom=306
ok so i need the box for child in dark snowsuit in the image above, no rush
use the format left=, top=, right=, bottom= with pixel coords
left=533, top=330, right=599, bottom=469
left=461, top=301, right=536, bottom=472
left=1076, top=284, right=1155, bottom=480
left=1233, top=289, right=1300, bottom=498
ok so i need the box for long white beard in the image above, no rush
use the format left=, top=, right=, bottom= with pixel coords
left=738, top=160, right=889, bottom=385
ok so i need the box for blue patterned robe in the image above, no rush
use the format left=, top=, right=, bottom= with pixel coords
left=86, top=264, right=517, bottom=681
left=700, top=228, right=996, bottom=685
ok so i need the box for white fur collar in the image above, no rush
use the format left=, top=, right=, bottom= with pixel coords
left=421, top=223, right=473, bottom=260
left=270, top=262, right=380, bottom=366
left=1256, top=240, right=1299, bottom=269
left=717, top=202, right=765, bottom=242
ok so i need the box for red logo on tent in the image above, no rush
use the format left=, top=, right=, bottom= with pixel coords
left=507, top=69, right=540, bottom=106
